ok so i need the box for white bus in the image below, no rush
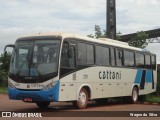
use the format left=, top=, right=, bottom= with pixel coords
left=5, top=33, right=157, bottom=109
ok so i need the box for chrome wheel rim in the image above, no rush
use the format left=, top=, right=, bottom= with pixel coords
left=78, top=91, right=87, bottom=105
left=133, top=90, right=138, bottom=102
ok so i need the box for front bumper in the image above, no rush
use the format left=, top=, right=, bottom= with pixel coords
left=8, top=81, right=60, bottom=102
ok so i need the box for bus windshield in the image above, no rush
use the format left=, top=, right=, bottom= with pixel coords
left=9, top=39, right=60, bottom=77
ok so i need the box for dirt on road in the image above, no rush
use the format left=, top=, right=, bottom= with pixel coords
left=0, top=94, right=160, bottom=119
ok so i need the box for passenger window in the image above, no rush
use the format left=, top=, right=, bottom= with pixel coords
left=145, top=55, right=151, bottom=69
left=124, top=51, right=130, bottom=67
left=116, top=49, right=123, bottom=67
left=96, top=46, right=110, bottom=65
left=136, top=53, right=144, bottom=68
left=78, top=43, right=87, bottom=64
left=130, top=52, right=135, bottom=67
left=151, top=55, right=156, bottom=70
left=124, top=51, right=135, bottom=67
left=61, top=42, right=76, bottom=68
left=110, top=48, right=116, bottom=66
left=87, top=44, right=94, bottom=64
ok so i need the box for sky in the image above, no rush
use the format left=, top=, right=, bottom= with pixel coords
left=0, top=0, right=160, bottom=63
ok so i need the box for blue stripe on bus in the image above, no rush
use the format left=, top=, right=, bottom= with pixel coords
left=134, top=69, right=143, bottom=84
left=52, top=80, right=60, bottom=101
left=145, top=70, right=152, bottom=83
left=134, top=69, right=154, bottom=90
left=8, top=80, right=60, bottom=102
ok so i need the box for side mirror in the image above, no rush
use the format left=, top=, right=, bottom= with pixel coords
left=4, top=44, right=15, bottom=51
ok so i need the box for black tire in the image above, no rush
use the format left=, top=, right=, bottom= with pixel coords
left=73, top=88, right=88, bottom=109
left=36, top=101, right=50, bottom=109
left=130, top=87, right=139, bottom=104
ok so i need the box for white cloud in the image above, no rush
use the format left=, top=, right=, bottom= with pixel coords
left=0, top=0, right=160, bottom=63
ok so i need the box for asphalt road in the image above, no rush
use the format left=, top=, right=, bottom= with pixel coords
left=0, top=94, right=160, bottom=119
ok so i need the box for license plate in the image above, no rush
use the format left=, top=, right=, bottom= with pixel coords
left=23, top=98, right=33, bottom=102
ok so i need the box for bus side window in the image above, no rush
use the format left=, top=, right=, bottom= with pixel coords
left=87, top=44, right=94, bottom=64
left=124, top=51, right=130, bottom=67
left=130, top=52, right=135, bottom=67
left=61, top=42, right=76, bottom=68
left=116, top=49, right=123, bottom=67
left=110, top=48, right=116, bottom=66
left=145, top=55, right=151, bottom=69
left=60, top=41, right=76, bottom=77
left=78, top=43, right=87, bottom=64
left=151, top=55, right=156, bottom=70
left=124, top=51, right=135, bottom=67
left=136, top=53, right=145, bottom=68
left=96, top=46, right=109, bottom=66
left=68, top=46, right=76, bottom=68
left=61, top=42, right=69, bottom=67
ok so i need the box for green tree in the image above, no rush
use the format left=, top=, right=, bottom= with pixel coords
left=128, top=31, right=148, bottom=48
left=0, top=52, right=11, bottom=86
left=87, top=34, right=94, bottom=38
left=116, top=31, right=122, bottom=40
left=87, top=25, right=105, bottom=38
left=95, top=25, right=102, bottom=38
left=88, top=25, right=121, bottom=39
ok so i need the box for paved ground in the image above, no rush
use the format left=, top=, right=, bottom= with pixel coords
left=0, top=94, right=160, bottom=119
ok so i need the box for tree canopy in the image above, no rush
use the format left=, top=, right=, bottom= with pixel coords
left=88, top=25, right=148, bottom=48
left=87, top=25, right=106, bottom=38
left=128, top=31, right=148, bottom=48
left=0, top=52, right=11, bottom=85
left=87, top=25, right=121, bottom=40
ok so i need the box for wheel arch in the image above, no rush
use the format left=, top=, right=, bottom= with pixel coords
left=131, top=84, right=139, bottom=95
left=77, top=84, right=92, bottom=100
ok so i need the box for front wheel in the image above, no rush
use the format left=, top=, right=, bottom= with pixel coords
left=36, top=101, right=50, bottom=109
left=73, top=88, right=88, bottom=109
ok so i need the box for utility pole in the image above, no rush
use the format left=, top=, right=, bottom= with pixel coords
left=107, top=0, right=116, bottom=39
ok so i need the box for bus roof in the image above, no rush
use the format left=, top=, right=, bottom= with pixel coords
left=19, top=33, right=145, bottom=52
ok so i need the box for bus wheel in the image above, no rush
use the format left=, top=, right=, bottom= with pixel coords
left=74, top=88, right=88, bottom=109
left=130, top=87, right=139, bottom=103
left=36, top=101, right=50, bottom=109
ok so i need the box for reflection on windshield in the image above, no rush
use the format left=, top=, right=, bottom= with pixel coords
left=9, top=40, right=60, bottom=76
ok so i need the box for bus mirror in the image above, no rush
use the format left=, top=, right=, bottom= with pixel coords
left=4, top=44, right=15, bottom=51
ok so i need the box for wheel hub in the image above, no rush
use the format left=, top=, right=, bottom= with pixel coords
left=133, top=90, right=137, bottom=102
left=79, top=92, right=86, bottom=105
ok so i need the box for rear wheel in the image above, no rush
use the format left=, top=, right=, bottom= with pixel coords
left=130, top=87, right=139, bottom=103
left=36, top=101, right=50, bottom=109
left=73, top=88, right=88, bottom=109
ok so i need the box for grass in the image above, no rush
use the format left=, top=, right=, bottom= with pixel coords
left=0, top=86, right=8, bottom=94
left=144, top=92, right=160, bottom=103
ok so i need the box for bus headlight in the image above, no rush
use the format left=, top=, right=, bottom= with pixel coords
left=43, top=82, right=55, bottom=91
left=8, top=81, right=15, bottom=89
